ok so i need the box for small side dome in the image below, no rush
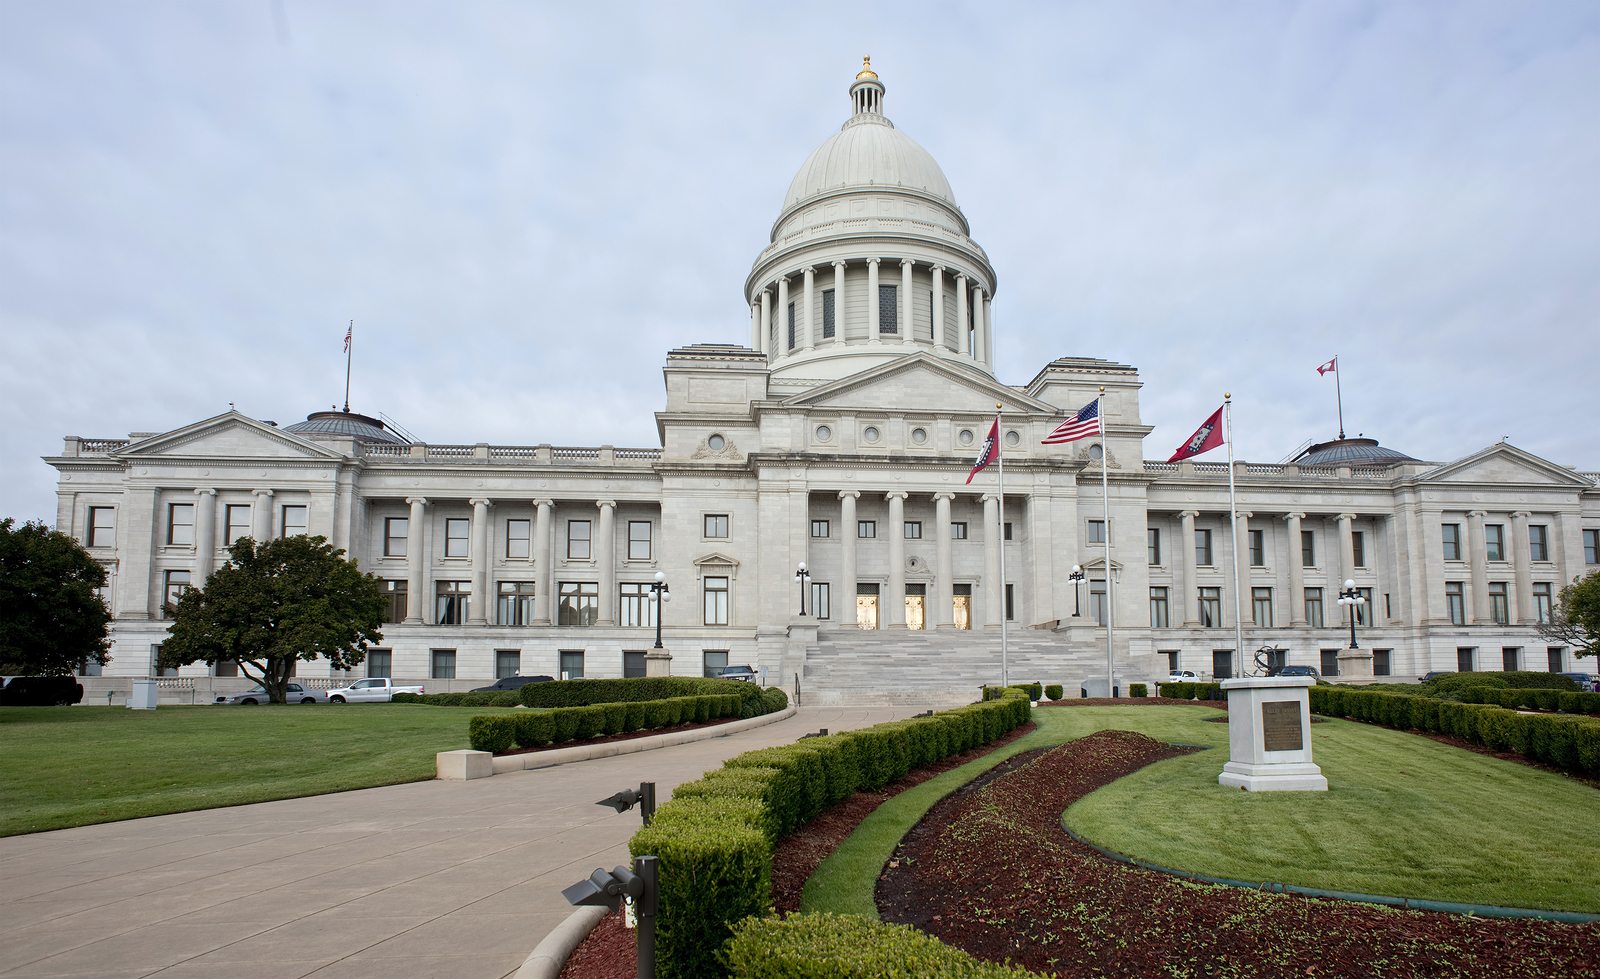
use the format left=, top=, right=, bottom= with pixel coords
left=1293, top=437, right=1417, bottom=467
left=283, top=410, right=408, bottom=445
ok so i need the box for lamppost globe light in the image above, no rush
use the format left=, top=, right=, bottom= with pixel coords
left=1344, top=578, right=1356, bottom=590
left=1072, top=564, right=1082, bottom=575
left=654, top=570, right=665, bottom=584
left=660, top=591, right=671, bottom=603
left=797, top=561, right=806, bottom=573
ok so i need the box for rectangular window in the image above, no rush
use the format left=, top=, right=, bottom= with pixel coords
left=1301, top=529, right=1315, bottom=567
left=627, top=520, right=652, bottom=561
left=811, top=519, right=830, bottom=538
left=1305, top=588, right=1324, bottom=629
left=430, top=649, right=456, bottom=680
left=1372, top=649, right=1392, bottom=676
left=951, top=521, right=968, bottom=540
left=87, top=506, right=115, bottom=547
left=281, top=504, right=308, bottom=538
left=878, top=283, right=898, bottom=333
left=1198, top=586, right=1222, bottom=627
left=704, top=576, right=730, bottom=626
left=1212, top=649, right=1234, bottom=680
left=212, top=659, right=238, bottom=678
left=1005, top=583, right=1015, bottom=622
left=1252, top=587, right=1273, bottom=627
left=162, top=570, right=191, bottom=618
left=1087, top=520, right=1106, bottom=545
left=623, top=650, right=647, bottom=678
left=811, top=582, right=831, bottom=620
left=858, top=520, right=876, bottom=539
left=1488, top=582, right=1509, bottom=625
left=1195, top=529, right=1213, bottom=567
left=558, top=581, right=599, bottom=626
left=381, top=580, right=408, bottom=623
left=1147, top=527, right=1162, bottom=565
left=1457, top=647, right=1476, bottom=672
left=1149, top=587, right=1169, bottom=628
left=821, top=288, right=836, bottom=338
left=618, top=582, right=655, bottom=628
left=1445, top=581, right=1466, bottom=625
left=1089, top=579, right=1107, bottom=626
left=1003, top=522, right=1014, bottom=541
left=167, top=502, right=195, bottom=546
left=1356, top=587, right=1373, bottom=626
left=444, top=517, right=470, bottom=559
left=786, top=300, right=796, bottom=349
left=704, top=514, right=729, bottom=539
left=495, top=649, right=521, bottom=679
left=384, top=517, right=408, bottom=557
left=1548, top=647, right=1566, bottom=672
left=1485, top=524, right=1505, bottom=562
left=904, top=521, right=922, bottom=540
left=1442, top=523, right=1462, bottom=561
left=559, top=650, right=584, bottom=680
left=1586, top=529, right=1600, bottom=565
left=1321, top=649, right=1341, bottom=677
left=1502, top=647, right=1521, bottom=672
left=365, top=649, right=392, bottom=679
left=224, top=504, right=251, bottom=545
left=506, top=519, right=531, bottom=560
left=1533, top=582, right=1554, bottom=624
left=435, top=581, right=470, bottom=625
left=497, top=581, right=536, bottom=625
left=1249, top=529, right=1266, bottom=567
left=566, top=519, right=591, bottom=559
left=702, top=649, right=729, bottom=679
left=1351, top=530, right=1367, bottom=569
left=1529, top=525, right=1549, bottom=562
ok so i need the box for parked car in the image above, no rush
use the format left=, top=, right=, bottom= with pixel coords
left=717, top=664, right=758, bottom=683
left=215, top=683, right=326, bottom=705
left=1277, top=665, right=1320, bottom=679
left=0, top=675, right=85, bottom=706
left=470, top=675, right=554, bottom=693
left=325, top=677, right=425, bottom=703
left=1419, top=671, right=1454, bottom=682
left=1164, top=670, right=1201, bottom=684
left=1559, top=672, right=1596, bottom=693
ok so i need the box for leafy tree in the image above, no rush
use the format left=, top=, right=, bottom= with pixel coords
left=161, top=535, right=384, bottom=703
left=1537, top=570, right=1600, bottom=664
left=0, top=517, right=111, bottom=675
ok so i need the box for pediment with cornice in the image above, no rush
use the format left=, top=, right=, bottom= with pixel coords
left=114, top=412, right=346, bottom=462
left=1416, top=443, right=1589, bottom=488
left=779, top=352, right=1053, bottom=416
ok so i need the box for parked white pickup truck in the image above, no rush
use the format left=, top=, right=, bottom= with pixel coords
left=325, top=678, right=426, bottom=703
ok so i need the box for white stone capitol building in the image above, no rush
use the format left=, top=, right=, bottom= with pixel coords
left=48, top=63, right=1600, bottom=702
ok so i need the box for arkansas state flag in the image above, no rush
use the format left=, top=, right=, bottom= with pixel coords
left=1167, top=406, right=1225, bottom=462
left=966, top=417, right=1000, bottom=484
left=1315, top=357, right=1336, bottom=376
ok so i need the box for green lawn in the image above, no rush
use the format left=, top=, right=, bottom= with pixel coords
left=0, top=704, right=506, bottom=836
left=807, top=704, right=1600, bottom=915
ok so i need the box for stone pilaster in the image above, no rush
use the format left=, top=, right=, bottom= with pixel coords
left=252, top=489, right=274, bottom=541
left=838, top=491, right=859, bottom=627
left=1284, top=512, right=1306, bottom=625
left=802, top=266, right=816, bottom=350
left=930, top=265, right=945, bottom=349
left=867, top=259, right=881, bottom=339
left=405, top=497, right=428, bottom=624
left=1511, top=511, right=1534, bottom=624
left=983, top=493, right=1001, bottom=627
left=1467, top=510, right=1489, bottom=623
left=533, top=499, right=553, bottom=625
left=193, top=488, right=217, bottom=582
left=832, top=262, right=846, bottom=343
left=596, top=500, right=617, bottom=626
left=468, top=498, right=491, bottom=625
left=885, top=492, right=907, bottom=628
left=1179, top=510, right=1199, bottom=625
left=934, top=492, right=955, bottom=628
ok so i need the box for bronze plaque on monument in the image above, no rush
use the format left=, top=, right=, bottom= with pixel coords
left=1260, top=701, right=1304, bottom=752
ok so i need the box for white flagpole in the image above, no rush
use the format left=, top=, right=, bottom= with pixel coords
left=1099, top=387, right=1114, bottom=696
left=1334, top=356, right=1345, bottom=439
left=1225, top=393, right=1244, bottom=677
left=996, top=402, right=1009, bottom=688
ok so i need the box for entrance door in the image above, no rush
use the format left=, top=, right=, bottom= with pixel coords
left=856, top=584, right=879, bottom=630
left=952, top=584, right=972, bottom=630
left=905, top=584, right=926, bottom=631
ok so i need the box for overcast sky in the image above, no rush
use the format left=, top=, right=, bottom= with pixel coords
left=3, top=2, right=1597, bottom=524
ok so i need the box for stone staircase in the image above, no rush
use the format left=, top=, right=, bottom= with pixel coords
left=799, top=627, right=1129, bottom=705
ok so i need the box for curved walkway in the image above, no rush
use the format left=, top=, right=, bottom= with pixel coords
left=0, top=704, right=930, bottom=979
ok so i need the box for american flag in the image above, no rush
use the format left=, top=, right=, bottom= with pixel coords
left=1042, top=400, right=1101, bottom=445
left=343, top=323, right=353, bottom=353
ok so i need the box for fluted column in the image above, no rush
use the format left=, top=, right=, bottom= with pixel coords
left=900, top=259, right=914, bottom=340
left=832, top=262, right=846, bottom=344
left=596, top=500, right=617, bottom=626
left=532, top=499, right=553, bottom=625
left=934, top=492, right=954, bottom=628
left=1179, top=510, right=1199, bottom=625
left=954, top=273, right=969, bottom=355
left=405, top=497, right=427, bottom=623
left=1285, top=512, right=1306, bottom=625
left=1337, top=513, right=1357, bottom=583
left=1467, top=510, right=1489, bottom=623
left=983, top=493, right=1001, bottom=626
left=983, top=295, right=994, bottom=361
left=193, top=488, right=217, bottom=581
left=867, top=259, right=881, bottom=339
left=930, top=265, right=946, bottom=349
left=885, top=492, right=907, bottom=628
left=760, top=289, right=772, bottom=356
left=1511, top=511, right=1534, bottom=624
left=972, top=283, right=986, bottom=363
left=802, top=266, right=816, bottom=350
left=750, top=301, right=760, bottom=352
left=467, top=498, right=491, bottom=624
left=776, top=276, right=791, bottom=351
left=1234, top=510, right=1252, bottom=623
left=839, top=492, right=859, bottom=626
left=252, top=489, right=274, bottom=540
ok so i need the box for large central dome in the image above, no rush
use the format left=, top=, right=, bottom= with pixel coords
left=782, top=113, right=957, bottom=211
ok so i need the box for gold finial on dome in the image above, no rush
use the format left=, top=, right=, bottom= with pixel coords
left=856, top=55, right=877, bottom=81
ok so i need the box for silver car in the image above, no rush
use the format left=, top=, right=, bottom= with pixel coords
left=215, top=683, right=326, bottom=705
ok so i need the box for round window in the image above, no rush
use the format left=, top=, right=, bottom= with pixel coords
left=707, top=434, right=726, bottom=451
left=815, top=425, right=832, bottom=442
left=911, top=427, right=928, bottom=445
left=863, top=426, right=880, bottom=443
left=1005, top=430, right=1020, bottom=446
left=1088, top=443, right=1104, bottom=461
left=958, top=429, right=974, bottom=446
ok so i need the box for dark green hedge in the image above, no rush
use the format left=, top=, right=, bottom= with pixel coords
left=724, top=912, right=1043, bottom=977
left=1156, top=681, right=1224, bottom=701
left=1309, top=686, right=1600, bottom=777
left=630, top=690, right=1031, bottom=979
left=518, top=676, right=777, bottom=719
left=1130, top=682, right=1148, bottom=698
left=1424, top=671, right=1579, bottom=697
left=1455, top=685, right=1600, bottom=715
left=394, top=690, right=522, bottom=707
left=467, top=693, right=740, bottom=753
left=1044, top=684, right=1064, bottom=701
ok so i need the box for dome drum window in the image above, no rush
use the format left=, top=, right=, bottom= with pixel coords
left=706, top=434, right=726, bottom=452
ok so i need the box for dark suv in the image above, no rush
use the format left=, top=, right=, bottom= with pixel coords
left=0, top=675, right=85, bottom=706
left=469, top=675, right=554, bottom=693
left=717, top=664, right=758, bottom=683
left=1277, top=665, right=1320, bottom=679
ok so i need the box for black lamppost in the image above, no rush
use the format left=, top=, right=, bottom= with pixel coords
left=1068, top=564, right=1086, bottom=617
left=1337, top=578, right=1365, bottom=649
left=649, top=571, right=670, bottom=649
left=795, top=562, right=811, bottom=616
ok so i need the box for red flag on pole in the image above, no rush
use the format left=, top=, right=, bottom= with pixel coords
left=1167, top=406, right=1225, bottom=462
left=1315, top=357, right=1336, bottom=376
left=966, top=417, right=1000, bottom=484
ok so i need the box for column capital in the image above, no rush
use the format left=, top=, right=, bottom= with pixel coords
left=761, top=287, right=772, bottom=299
left=1179, top=509, right=1200, bottom=520
left=252, top=488, right=274, bottom=499
left=954, top=271, right=968, bottom=283
left=867, top=257, right=881, bottom=267
left=837, top=490, right=860, bottom=501
left=802, top=265, right=815, bottom=277
left=831, top=259, right=847, bottom=269
left=776, top=273, right=790, bottom=285
left=1283, top=511, right=1306, bottom=522
left=533, top=498, right=554, bottom=508
left=900, top=257, right=914, bottom=268
left=981, top=493, right=1000, bottom=504
left=194, top=487, right=217, bottom=498
left=469, top=497, right=492, bottom=508
left=1237, top=511, right=1254, bottom=520
left=406, top=497, right=428, bottom=507
left=932, top=491, right=956, bottom=502
left=884, top=491, right=908, bottom=501
left=1337, top=512, right=1357, bottom=523
left=930, top=264, right=945, bottom=274
left=1468, top=509, right=1489, bottom=520
left=595, top=499, right=617, bottom=510
left=1511, top=510, right=1533, bottom=520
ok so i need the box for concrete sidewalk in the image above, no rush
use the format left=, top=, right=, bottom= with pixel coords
left=0, top=705, right=930, bottom=978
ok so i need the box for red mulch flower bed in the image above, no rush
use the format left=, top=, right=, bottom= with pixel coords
left=878, top=729, right=1600, bottom=978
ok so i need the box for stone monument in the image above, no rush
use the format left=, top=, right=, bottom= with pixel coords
left=1218, top=676, right=1327, bottom=791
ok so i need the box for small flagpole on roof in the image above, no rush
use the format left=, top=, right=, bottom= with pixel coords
left=1333, top=356, right=1344, bottom=439
left=343, top=320, right=354, bottom=413
left=997, top=401, right=1008, bottom=689
left=1225, top=392, right=1244, bottom=677
left=1099, top=386, right=1114, bottom=697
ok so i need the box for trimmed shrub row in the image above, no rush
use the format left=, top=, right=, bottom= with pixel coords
left=1423, top=671, right=1580, bottom=696
left=1459, top=685, right=1600, bottom=715
left=1309, top=686, right=1600, bottom=777
left=724, top=912, right=1043, bottom=978
left=1045, top=683, right=1064, bottom=701
left=1129, top=682, right=1148, bottom=698
left=518, top=676, right=779, bottom=719
left=393, top=690, right=521, bottom=707
left=1157, top=681, right=1224, bottom=701
left=467, top=693, right=744, bottom=753
left=629, top=689, right=1032, bottom=979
